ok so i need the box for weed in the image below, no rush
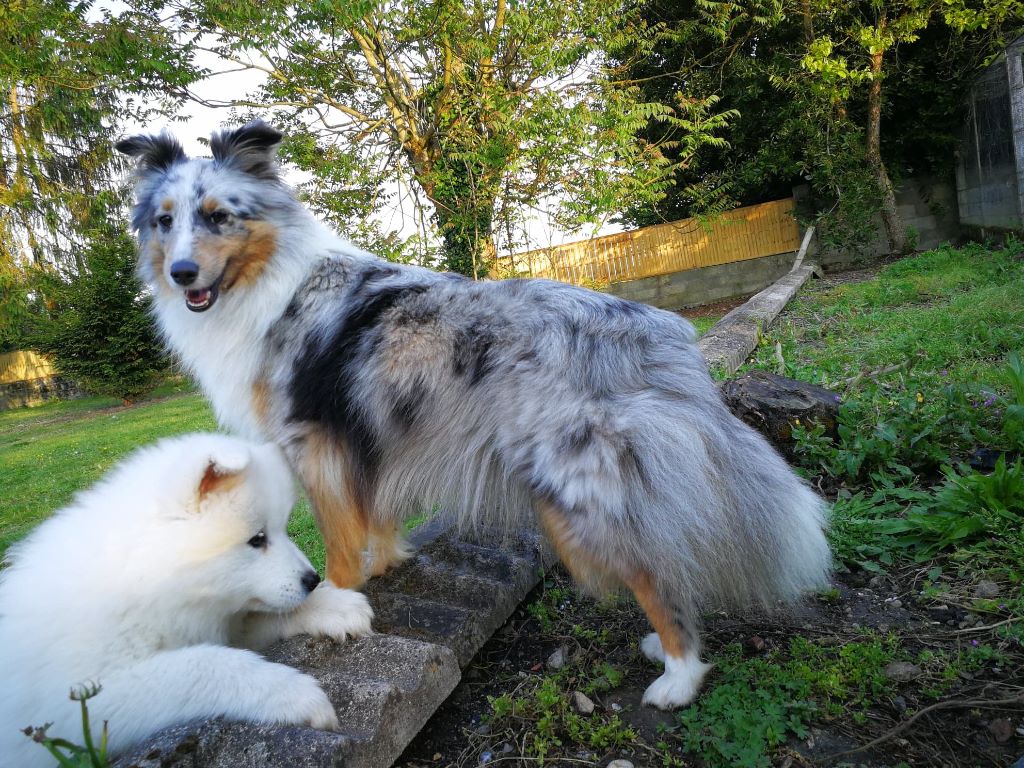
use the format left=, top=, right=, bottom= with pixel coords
left=675, top=635, right=897, bottom=767
left=26, top=684, right=110, bottom=768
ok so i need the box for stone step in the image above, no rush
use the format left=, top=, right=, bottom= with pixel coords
left=116, top=523, right=550, bottom=768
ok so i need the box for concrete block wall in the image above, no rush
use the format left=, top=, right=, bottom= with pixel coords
left=814, top=176, right=962, bottom=267
left=608, top=251, right=796, bottom=311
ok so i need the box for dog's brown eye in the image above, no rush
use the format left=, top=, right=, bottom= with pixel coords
left=247, top=530, right=267, bottom=549
left=209, top=211, right=228, bottom=225
left=157, top=214, right=173, bottom=229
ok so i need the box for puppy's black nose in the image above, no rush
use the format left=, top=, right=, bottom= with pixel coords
left=301, top=570, right=321, bottom=594
left=170, top=260, right=199, bottom=286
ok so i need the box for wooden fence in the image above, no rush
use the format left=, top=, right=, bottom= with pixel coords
left=0, top=351, right=55, bottom=385
left=496, top=198, right=801, bottom=286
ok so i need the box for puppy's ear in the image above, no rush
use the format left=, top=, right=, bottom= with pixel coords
left=198, top=448, right=251, bottom=500
left=115, top=133, right=187, bottom=173
left=210, top=120, right=283, bottom=180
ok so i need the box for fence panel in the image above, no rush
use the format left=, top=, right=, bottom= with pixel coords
left=497, top=198, right=800, bottom=286
left=0, top=351, right=55, bottom=385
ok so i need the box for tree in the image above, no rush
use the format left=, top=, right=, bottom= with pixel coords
left=800, top=0, right=1023, bottom=253
left=32, top=207, right=167, bottom=403
left=0, top=0, right=196, bottom=347
left=130, top=0, right=732, bottom=274
left=623, top=0, right=1022, bottom=253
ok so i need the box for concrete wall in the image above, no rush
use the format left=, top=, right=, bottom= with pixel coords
left=812, top=176, right=961, bottom=266
left=957, top=37, right=1024, bottom=231
left=608, top=250, right=796, bottom=310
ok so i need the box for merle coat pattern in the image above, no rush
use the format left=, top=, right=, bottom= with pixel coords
left=118, top=121, right=831, bottom=708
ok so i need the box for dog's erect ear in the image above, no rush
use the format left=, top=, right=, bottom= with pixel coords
left=197, top=448, right=251, bottom=501
left=210, top=120, right=283, bottom=180
left=115, top=133, right=187, bottom=173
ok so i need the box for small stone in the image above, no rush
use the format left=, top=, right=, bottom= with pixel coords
left=892, top=695, right=907, bottom=714
left=607, top=760, right=634, bottom=768
left=572, top=691, right=595, bottom=714
left=869, top=575, right=887, bottom=589
left=474, top=723, right=492, bottom=736
left=610, top=702, right=623, bottom=712
left=989, top=719, right=1014, bottom=744
left=499, top=743, right=515, bottom=755
left=432, top=754, right=443, bottom=762
left=886, top=598, right=903, bottom=609
left=884, top=662, right=922, bottom=682
left=975, top=581, right=1001, bottom=599
left=546, top=645, right=568, bottom=670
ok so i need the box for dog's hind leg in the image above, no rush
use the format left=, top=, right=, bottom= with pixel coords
left=622, top=569, right=712, bottom=709
left=536, top=501, right=711, bottom=710
left=296, top=431, right=370, bottom=589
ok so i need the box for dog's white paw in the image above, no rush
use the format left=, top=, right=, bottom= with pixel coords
left=641, top=653, right=712, bottom=710
left=275, top=671, right=340, bottom=730
left=640, top=632, right=666, bottom=662
left=299, top=584, right=374, bottom=641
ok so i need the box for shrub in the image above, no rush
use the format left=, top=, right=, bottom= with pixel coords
left=33, top=222, right=166, bottom=403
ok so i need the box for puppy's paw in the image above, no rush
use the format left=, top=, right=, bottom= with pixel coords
left=299, top=583, right=374, bottom=641
left=640, top=632, right=666, bottom=663
left=641, top=654, right=712, bottom=710
left=276, top=671, right=339, bottom=731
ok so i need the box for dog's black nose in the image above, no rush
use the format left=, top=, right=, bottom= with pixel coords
left=301, top=570, right=321, bottom=593
left=170, top=260, right=199, bottom=286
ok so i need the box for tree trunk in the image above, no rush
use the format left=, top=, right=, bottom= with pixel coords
left=436, top=204, right=496, bottom=278
left=866, top=45, right=908, bottom=255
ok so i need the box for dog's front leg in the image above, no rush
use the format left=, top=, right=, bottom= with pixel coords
left=295, top=431, right=370, bottom=588
left=94, top=645, right=338, bottom=751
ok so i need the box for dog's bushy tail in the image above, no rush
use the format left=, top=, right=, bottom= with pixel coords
left=626, top=387, right=832, bottom=620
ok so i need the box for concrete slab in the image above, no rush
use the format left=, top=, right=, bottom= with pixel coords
left=697, top=262, right=818, bottom=375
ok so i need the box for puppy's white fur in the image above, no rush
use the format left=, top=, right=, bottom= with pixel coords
left=0, top=433, right=372, bottom=767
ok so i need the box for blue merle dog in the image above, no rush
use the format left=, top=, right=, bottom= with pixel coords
left=117, top=120, right=831, bottom=708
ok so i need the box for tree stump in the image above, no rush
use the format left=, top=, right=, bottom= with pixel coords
left=720, top=371, right=841, bottom=457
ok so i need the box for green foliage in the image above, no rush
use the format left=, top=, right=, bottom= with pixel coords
left=622, top=0, right=1022, bottom=252
left=124, top=0, right=734, bottom=274
left=487, top=673, right=638, bottom=762
left=876, top=457, right=1024, bottom=565
left=675, top=636, right=897, bottom=768
left=750, top=243, right=1024, bottom=579
left=32, top=217, right=167, bottom=403
left=26, top=683, right=110, bottom=768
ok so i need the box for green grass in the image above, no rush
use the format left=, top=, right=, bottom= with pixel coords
left=744, top=241, right=1024, bottom=580
left=688, top=315, right=720, bottom=337
left=0, top=391, right=217, bottom=555
left=0, top=383, right=326, bottom=568
left=748, top=243, right=1024, bottom=395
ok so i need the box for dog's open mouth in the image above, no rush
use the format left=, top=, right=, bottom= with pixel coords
left=184, top=272, right=225, bottom=313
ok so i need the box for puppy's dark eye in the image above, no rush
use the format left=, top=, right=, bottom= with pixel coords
left=247, top=530, right=267, bottom=549
left=157, top=214, right=173, bottom=229
left=209, top=210, right=228, bottom=225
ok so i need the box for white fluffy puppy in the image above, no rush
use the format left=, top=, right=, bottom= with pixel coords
left=0, top=433, right=373, bottom=767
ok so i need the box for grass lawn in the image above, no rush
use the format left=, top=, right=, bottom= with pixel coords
left=0, top=382, right=326, bottom=568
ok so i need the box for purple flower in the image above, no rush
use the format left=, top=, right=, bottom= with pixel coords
left=971, top=639, right=979, bottom=646
left=940, top=369, right=948, bottom=377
